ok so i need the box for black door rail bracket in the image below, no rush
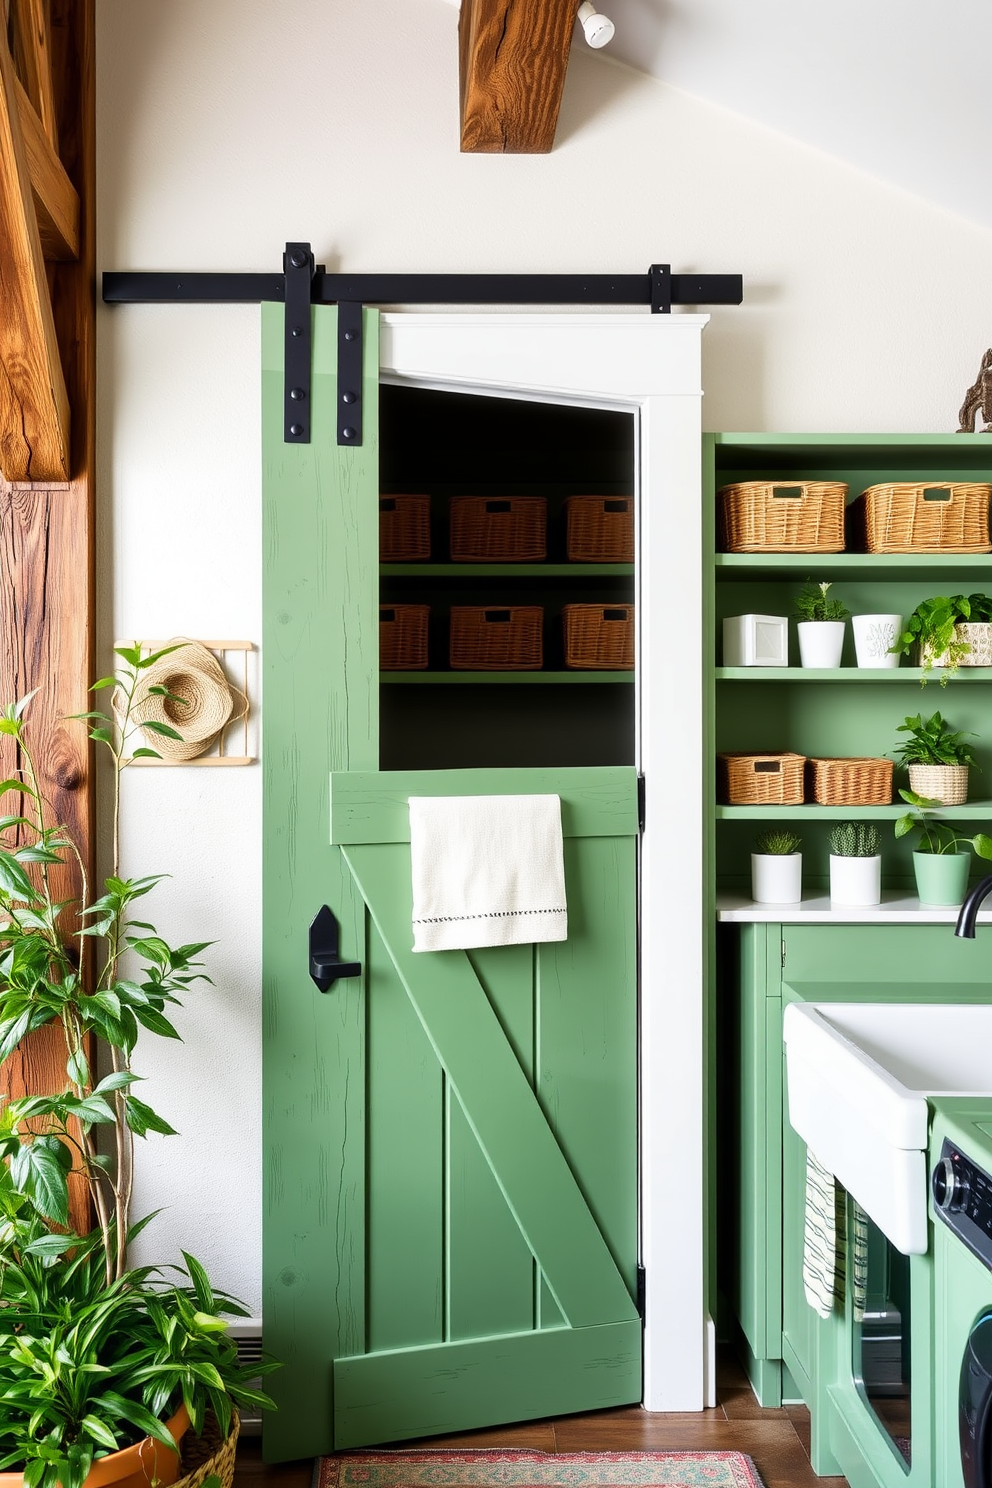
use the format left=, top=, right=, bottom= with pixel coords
left=102, top=246, right=744, bottom=448
left=308, top=905, right=362, bottom=994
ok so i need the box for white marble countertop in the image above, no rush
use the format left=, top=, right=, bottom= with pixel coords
left=716, top=890, right=992, bottom=924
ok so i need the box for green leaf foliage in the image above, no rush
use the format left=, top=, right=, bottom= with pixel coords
left=752, top=829, right=802, bottom=856
left=792, top=580, right=850, bottom=623
left=892, top=711, right=977, bottom=767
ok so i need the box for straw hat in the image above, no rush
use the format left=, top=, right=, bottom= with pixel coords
left=127, top=640, right=248, bottom=762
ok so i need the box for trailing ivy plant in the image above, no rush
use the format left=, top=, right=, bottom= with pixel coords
left=891, top=593, right=992, bottom=684
left=0, top=650, right=276, bottom=1488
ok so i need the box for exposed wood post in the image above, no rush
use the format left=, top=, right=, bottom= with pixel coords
left=13, top=0, right=58, bottom=149
left=0, top=0, right=94, bottom=1230
left=459, top=0, right=580, bottom=154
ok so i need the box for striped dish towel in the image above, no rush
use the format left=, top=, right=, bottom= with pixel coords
left=851, top=1198, right=869, bottom=1322
left=803, top=1150, right=846, bottom=1318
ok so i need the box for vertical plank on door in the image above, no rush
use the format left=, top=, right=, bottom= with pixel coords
left=261, top=303, right=379, bottom=1461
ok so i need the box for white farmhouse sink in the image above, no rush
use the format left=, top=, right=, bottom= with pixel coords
left=783, top=1002, right=992, bottom=1255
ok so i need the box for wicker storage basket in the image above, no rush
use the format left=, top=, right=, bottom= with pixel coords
left=449, top=497, right=546, bottom=562
left=449, top=606, right=543, bottom=670
left=173, top=1411, right=239, bottom=1488
left=565, top=496, right=634, bottom=562
left=562, top=604, right=634, bottom=669
left=849, top=482, right=992, bottom=553
left=379, top=495, right=431, bottom=562
left=718, top=482, right=847, bottom=553
left=717, top=752, right=806, bottom=805
left=807, top=757, right=893, bottom=806
left=380, top=605, right=429, bottom=670
left=907, top=763, right=969, bottom=805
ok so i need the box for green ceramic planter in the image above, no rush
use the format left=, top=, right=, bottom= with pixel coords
left=912, top=851, right=970, bottom=907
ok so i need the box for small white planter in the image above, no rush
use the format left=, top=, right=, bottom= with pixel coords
left=829, top=854, right=882, bottom=906
left=751, top=853, right=802, bottom=904
left=797, top=620, right=845, bottom=668
left=852, top=614, right=902, bottom=669
left=908, top=763, right=969, bottom=805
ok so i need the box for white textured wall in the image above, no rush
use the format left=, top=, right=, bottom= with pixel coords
left=96, top=0, right=992, bottom=1316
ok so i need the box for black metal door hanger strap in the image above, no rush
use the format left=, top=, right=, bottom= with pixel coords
left=102, top=244, right=744, bottom=447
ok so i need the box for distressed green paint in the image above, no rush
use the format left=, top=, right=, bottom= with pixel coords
left=333, top=1319, right=642, bottom=1447
left=261, top=303, right=380, bottom=1460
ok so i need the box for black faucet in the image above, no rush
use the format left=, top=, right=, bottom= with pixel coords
left=956, top=875, right=992, bottom=938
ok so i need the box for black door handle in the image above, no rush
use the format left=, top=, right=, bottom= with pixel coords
left=309, top=905, right=362, bottom=993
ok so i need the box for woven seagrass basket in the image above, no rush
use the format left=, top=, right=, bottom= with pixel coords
left=449, top=497, right=546, bottom=562
left=379, top=605, right=429, bottom=670
left=173, top=1411, right=239, bottom=1488
left=562, top=604, right=634, bottom=669
left=449, top=606, right=543, bottom=670
left=907, top=763, right=969, bottom=805
left=718, top=481, right=846, bottom=553
left=807, top=757, right=893, bottom=806
left=849, top=482, right=992, bottom=553
left=717, top=752, right=806, bottom=805
left=379, top=495, right=431, bottom=562
left=564, top=496, right=634, bottom=562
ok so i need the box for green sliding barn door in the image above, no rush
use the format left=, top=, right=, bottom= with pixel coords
left=262, top=304, right=640, bottom=1458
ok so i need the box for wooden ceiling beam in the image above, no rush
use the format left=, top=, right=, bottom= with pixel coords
left=0, top=31, right=70, bottom=480
left=15, top=74, right=78, bottom=259
left=459, top=0, right=579, bottom=154
left=13, top=0, right=58, bottom=149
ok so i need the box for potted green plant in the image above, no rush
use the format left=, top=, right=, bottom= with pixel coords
left=0, top=652, right=276, bottom=1488
left=793, top=581, right=849, bottom=668
left=895, top=788, right=992, bottom=906
left=751, top=828, right=802, bottom=904
left=828, top=821, right=882, bottom=905
left=892, top=710, right=977, bottom=804
left=891, top=593, right=992, bottom=683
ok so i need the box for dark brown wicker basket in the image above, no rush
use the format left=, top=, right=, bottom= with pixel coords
left=449, top=606, right=543, bottom=670
left=562, top=604, right=634, bottom=669
left=718, top=482, right=847, bottom=553
left=380, top=495, right=431, bottom=562
left=807, top=757, right=893, bottom=805
left=717, top=752, right=806, bottom=805
left=565, top=496, right=634, bottom=562
left=449, top=497, right=546, bottom=562
left=380, top=605, right=429, bottom=670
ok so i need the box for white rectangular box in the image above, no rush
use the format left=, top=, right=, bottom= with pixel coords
left=723, top=613, right=788, bottom=667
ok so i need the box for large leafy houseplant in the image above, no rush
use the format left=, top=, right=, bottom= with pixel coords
left=0, top=649, right=275, bottom=1488
left=891, top=593, right=992, bottom=683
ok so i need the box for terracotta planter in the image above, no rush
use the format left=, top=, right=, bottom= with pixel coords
left=0, top=1405, right=189, bottom=1488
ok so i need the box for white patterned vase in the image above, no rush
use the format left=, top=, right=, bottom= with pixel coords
left=927, top=621, right=992, bottom=669
left=852, top=613, right=902, bottom=669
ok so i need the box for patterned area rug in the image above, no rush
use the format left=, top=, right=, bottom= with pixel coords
left=317, top=1450, right=766, bottom=1488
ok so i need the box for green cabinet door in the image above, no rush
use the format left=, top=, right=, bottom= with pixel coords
left=261, top=305, right=640, bottom=1458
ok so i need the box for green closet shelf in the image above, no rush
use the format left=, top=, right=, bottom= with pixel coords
left=715, top=553, right=992, bottom=579
left=381, top=564, right=635, bottom=578
left=715, top=801, right=992, bottom=820
left=715, top=667, right=992, bottom=682
left=381, top=671, right=634, bottom=684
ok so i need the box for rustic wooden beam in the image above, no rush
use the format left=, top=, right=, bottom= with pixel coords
left=0, top=0, right=93, bottom=1234
left=0, top=27, right=71, bottom=480
left=15, top=74, right=79, bottom=259
left=13, top=0, right=58, bottom=149
left=459, top=0, right=579, bottom=154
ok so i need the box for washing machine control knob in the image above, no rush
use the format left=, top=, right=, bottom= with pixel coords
left=933, top=1154, right=970, bottom=1213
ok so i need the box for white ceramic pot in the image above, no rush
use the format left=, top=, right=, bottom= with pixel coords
left=829, top=854, right=882, bottom=906
left=852, top=614, right=902, bottom=669
left=751, top=853, right=802, bottom=905
left=908, top=763, right=969, bottom=805
left=797, top=620, right=845, bottom=669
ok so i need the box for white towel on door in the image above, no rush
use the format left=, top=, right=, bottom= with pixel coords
left=409, top=794, right=567, bottom=953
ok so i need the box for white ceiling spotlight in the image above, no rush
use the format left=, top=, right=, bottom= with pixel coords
left=577, top=1, right=615, bottom=49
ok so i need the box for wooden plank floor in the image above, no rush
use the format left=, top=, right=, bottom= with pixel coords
left=233, top=1351, right=847, bottom=1488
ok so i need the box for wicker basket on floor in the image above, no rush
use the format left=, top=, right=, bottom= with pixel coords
left=718, top=481, right=847, bottom=553
left=449, top=497, right=546, bottom=562
left=380, top=605, right=430, bottom=670
left=807, top=757, right=893, bottom=806
left=848, top=482, right=992, bottom=553
left=379, top=495, right=431, bottom=562
left=717, top=752, right=806, bottom=805
left=562, top=604, right=634, bottom=669
left=449, top=606, right=543, bottom=670
left=564, top=496, right=634, bottom=562
left=174, top=1411, right=239, bottom=1488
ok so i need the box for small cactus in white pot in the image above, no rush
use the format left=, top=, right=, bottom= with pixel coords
left=829, top=821, right=882, bottom=906
left=751, top=829, right=802, bottom=904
